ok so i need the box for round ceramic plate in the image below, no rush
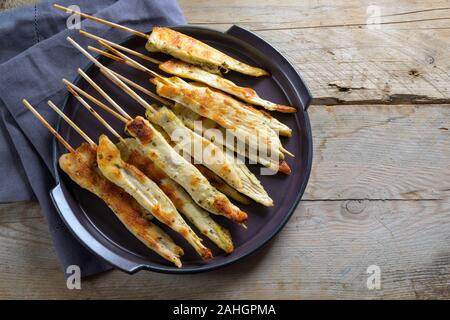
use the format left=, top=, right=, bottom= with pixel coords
left=50, top=25, right=313, bottom=273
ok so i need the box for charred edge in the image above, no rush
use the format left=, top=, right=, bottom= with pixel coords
left=276, top=105, right=298, bottom=113
left=279, top=161, right=292, bottom=175
left=214, top=198, right=248, bottom=223
left=201, top=248, right=213, bottom=261
left=126, top=118, right=154, bottom=144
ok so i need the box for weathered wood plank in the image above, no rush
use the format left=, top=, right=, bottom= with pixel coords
left=0, top=104, right=449, bottom=298
left=0, top=198, right=448, bottom=299
left=179, top=0, right=450, bottom=103
left=4, top=1, right=448, bottom=103
left=305, top=104, right=450, bottom=200
left=257, top=29, right=450, bottom=104
left=179, top=0, right=450, bottom=31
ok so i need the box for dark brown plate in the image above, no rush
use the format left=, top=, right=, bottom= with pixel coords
left=50, top=25, right=313, bottom=273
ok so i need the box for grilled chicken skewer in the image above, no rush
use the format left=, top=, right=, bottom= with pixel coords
left=54, top=4, right=268, bottom=77
left=100, top=66, right=291, bottom=175
left=64, top=78, right=250, bottom=205
left=146, top=106, right=273, bottom=206
left=68, top=87, right=212, bottom=260
left=90, top=41, right=292, bottom=160
left=63, top=81, right=234, bottom=253
left=81, top=30, right=296, bottom=113
left=147, top=27, right=269, bottom=77
left=157, top=59, right=295, bottom=113
left=66, top=38, right=248, bottom=222
left=89, top=43, right=293, bottom=136
left=171, top=103, right=292, bottom=174
left=64, top=81, right=236, bottom=251
left=22, top=99, right=184, bottom=267
left=77, top=41, right=273, bottom=206
left=125, top=115, right=248, bottom=222
left=152, top=76, right=292, bottom=159
left=117, top=139, right=234, bottom=253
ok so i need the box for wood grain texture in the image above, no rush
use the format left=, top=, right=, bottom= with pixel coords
left=305, top=104, right=450, bottom=201
left=0, top=199, right=449, bottom=299
left=0, top=104, right=449, bottom=299
left=179, top=0, right=450, bottom=31
left=179, top=0, right=450, bottom=104
left=0, top=0, right=449, bottom=299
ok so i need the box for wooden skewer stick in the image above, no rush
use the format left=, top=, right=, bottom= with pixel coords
left=87, top=47, right=171, bottom=103
left=100, top=68, right=173, bottom=106
left=88, top=46, right=139, bottom=70
left=67, top=86, right=126, bottom=144
left=97, top=65, right=157, bottom=114
left=80, top=30, right=161, bottom=64
left=88, top=46, right=172, bottom=105
left=280, top=146, right=294, bottom=158
left=98, top=40, right=168, bottom=83
left=62, top=79, right=128, bottom=124
left=53, top=4, right=149, bottom=39
left=68, top=38, right=293, bottom=159
left=22, top=99, right=75, bottom=153
left=77, top=68, right=131, bottom=120
left=98, top=67, right=157, bottom=114
left=47, top=100, right=95, bottom=145
left=92, top=45, right=296, bottom=157
left=67, top=37, right=157, bottom=115
left=98, top=42, right=296, bottom=158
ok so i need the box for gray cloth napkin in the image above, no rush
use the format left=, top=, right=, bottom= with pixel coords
left=0, top=0, right=186, bottom=276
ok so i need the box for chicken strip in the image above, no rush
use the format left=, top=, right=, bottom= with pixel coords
left=190, top=82, right=292, bottom=137
left=118, top=139, right=234, bottom=253
left=152, top=77, right=289, bottom=161
left=171, top=103, right=291, bottom=174
left=144, top=118, right=250, bottom=203
left=148, top=106, right=243, bottom=191
left=147, top=27, right=269, bottom=77
left=125, top=116, right=248, bottom=223
left=193, top=164, right=251, bottom=205
left=96, top=135, right=212, bottom=260
left=59, top=142, right=183, bottom=267
left=147, top=107, right=273, bottom=206
left=172, top=103, right=291, bottom=172
left=159, top=59, right=296, bottom=113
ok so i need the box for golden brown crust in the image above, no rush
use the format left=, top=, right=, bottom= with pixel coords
left=159, top=59, right=296, bottom=113
left=125, top=117, right=248, bottom=223
left=126, top=117, right=154, bottom=145
left=119, top=139, right=234, bottom=254
left=149, top=27, right=269, bottom=77
left=59, top=143, right=183, bottom=267
left=213, top=197, right=247, bottom=224
left=97, top=135, right=212, bottom=260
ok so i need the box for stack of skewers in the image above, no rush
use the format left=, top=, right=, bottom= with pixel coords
left=21, top=4, right=298, bottom=268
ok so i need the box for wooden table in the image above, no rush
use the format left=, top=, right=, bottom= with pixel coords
left=1, top=0, right=449, bottom=299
